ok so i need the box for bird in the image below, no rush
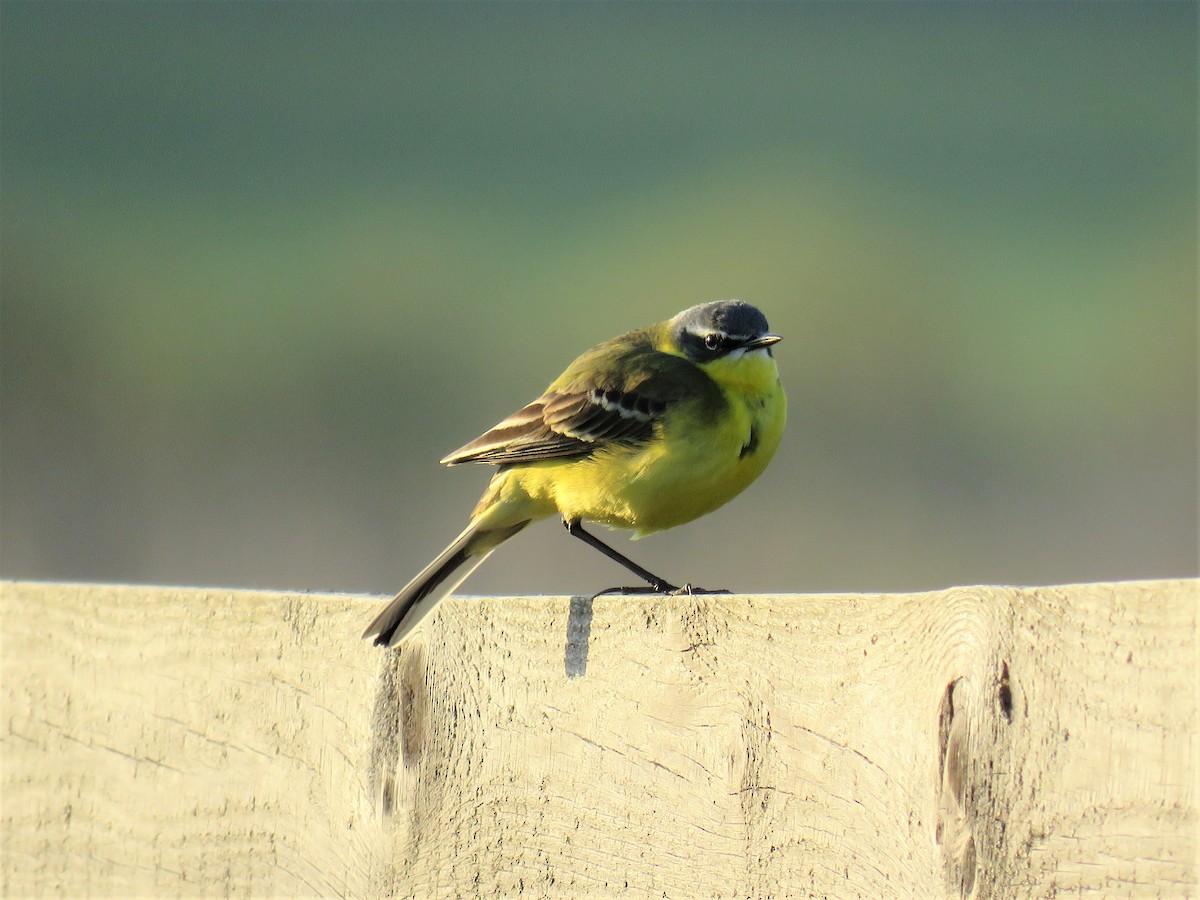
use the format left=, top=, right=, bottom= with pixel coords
left=363, top=299, right=786, bottom=647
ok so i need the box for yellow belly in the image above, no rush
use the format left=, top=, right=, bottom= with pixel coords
left=511, top=365, right=785, bottom=536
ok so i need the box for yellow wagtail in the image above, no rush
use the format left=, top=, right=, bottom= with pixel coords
left=363, top=299, right=786, bottom=647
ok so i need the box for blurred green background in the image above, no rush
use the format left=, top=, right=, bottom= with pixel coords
left=2, top=2, right=1195, bottom=599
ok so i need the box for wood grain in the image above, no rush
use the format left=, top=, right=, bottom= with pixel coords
left=2, top=580, right=1195, bottom=898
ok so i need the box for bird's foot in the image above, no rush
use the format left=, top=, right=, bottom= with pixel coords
left=591, top=583, right=732, bottom=599
left=591, top=583, right=676, bottom=599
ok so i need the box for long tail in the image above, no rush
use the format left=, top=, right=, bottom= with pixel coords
left=362, top=518, right=528, bottom=647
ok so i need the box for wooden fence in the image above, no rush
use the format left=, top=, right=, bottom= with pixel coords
left=2, top=579, right=1195, bottom=897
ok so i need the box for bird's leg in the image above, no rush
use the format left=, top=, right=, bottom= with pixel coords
left=562, top=519, right=681, bottom=594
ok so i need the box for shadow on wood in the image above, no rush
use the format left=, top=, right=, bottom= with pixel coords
left=2, top=580, right=1196, bottom=897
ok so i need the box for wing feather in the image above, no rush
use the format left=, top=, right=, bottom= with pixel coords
left=440, top=334, right=720, bottom=467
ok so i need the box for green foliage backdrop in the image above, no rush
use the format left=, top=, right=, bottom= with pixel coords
left=2, top=3, right=1195, bottom=596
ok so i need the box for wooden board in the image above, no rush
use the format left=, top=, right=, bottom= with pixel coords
left=2, top=580, right=1195, bottom=897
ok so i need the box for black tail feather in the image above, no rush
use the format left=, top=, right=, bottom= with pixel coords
left=370, top=546, right=470, bottom=646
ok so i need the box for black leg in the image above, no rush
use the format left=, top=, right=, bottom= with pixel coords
left=563, top=519, right=680, bottom=593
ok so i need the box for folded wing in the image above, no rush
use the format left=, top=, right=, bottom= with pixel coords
left=440, top=386, right=668, bottom=466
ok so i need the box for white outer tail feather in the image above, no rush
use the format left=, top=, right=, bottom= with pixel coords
left=362, top=520, right=496, bottom=648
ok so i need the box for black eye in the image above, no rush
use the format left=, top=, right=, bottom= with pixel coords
left=704, top=333, right=721, bottom=351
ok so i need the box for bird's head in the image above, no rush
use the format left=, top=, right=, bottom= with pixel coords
left=667, top=300, right=781, bottom=365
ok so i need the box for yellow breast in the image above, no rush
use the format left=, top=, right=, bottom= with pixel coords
left=513, top=350, right=786, bottom=536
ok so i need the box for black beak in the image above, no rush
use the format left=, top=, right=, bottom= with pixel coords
left=743, top=333, right=782, bottom=349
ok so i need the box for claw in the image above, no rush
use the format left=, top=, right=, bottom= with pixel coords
left=590, top=583, right=732, bottom=599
